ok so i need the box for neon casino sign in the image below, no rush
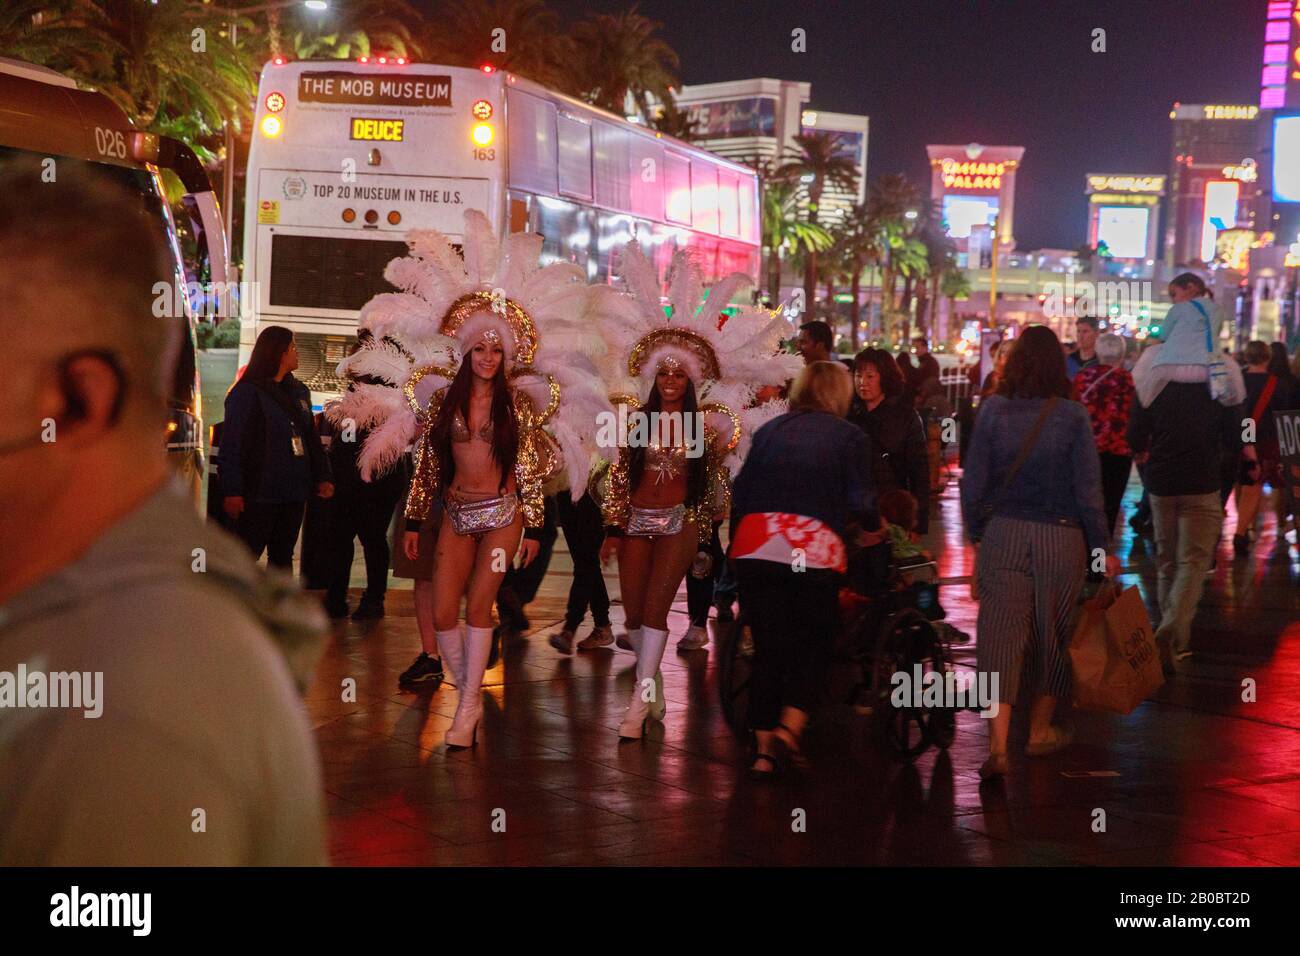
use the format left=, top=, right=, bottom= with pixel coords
left=939, top=158, right=1005, bottom=192
left=1260, top=0, right=1300, bottom=109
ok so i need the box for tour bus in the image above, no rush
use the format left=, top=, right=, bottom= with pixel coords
left=242, top=57, right=762, bottom=400
left=0, top=57, right=230, bottom=499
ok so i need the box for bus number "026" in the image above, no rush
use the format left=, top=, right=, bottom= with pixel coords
left=94, top=126, right=127, bottom=159
left=472, top=148, right=495, bottom=161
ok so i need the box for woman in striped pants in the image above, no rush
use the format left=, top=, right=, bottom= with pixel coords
left=961, top=327, right=1115, bottom=781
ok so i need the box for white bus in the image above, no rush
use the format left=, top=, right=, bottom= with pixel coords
left=0, top=57, right=230, bottom=499
left=242, top=57, right=762, bottom=401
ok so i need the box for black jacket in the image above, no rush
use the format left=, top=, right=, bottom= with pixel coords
left=1126, top=383, right=1243, bottom=497
left=847, top=395, right=930, bottom=534
left=221, top=374, right=330, bottom=502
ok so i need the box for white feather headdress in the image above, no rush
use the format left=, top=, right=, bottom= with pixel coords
left=593, top=241, right=802, bottom=474
left=327, top=210, right=612, bottom=493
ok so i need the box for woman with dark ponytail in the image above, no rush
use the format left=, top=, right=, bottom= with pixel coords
left=220, top=325, right=333, bottom=569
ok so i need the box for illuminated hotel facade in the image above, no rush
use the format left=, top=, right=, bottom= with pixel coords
left=1085, top=174, right=1165, bottom=276
left=1164, top=103, right=1269, bottom=270
left=926, top=143, right=1023, bottom=260
left=669, top=78, right=869, bottom=225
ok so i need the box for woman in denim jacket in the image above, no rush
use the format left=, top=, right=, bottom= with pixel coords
left=960, top=326, right=1115, bottom=782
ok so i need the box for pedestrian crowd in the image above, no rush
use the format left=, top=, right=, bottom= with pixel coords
left=5, top=160, right=1299, bottom=865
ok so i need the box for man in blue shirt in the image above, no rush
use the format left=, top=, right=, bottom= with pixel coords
left=1066, top=315, right=1100, bottom=379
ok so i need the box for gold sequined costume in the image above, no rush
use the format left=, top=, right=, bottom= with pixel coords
left=591, top=241, right=802, bottom=543
left=326, top=210, right=614, bottom=517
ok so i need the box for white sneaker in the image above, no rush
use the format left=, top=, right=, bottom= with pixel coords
left=677, top=625, right=709, bottom=651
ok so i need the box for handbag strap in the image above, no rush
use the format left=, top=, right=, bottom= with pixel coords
left=992, top=396, right=1060, bottom=505
left=1251, top=375, right=1278, bottom=424
left=1079, top=365, right=1117, bottom=402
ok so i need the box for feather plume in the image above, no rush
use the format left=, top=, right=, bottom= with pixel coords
left=665, top=249, right=702, bottom=322
left=357, top=408, right=418, bottom=480
left=460, top=209, right=500, bottom=288
left=617, top=241, right=666, bottom=328
left=695, top=272, right=751, bottom=330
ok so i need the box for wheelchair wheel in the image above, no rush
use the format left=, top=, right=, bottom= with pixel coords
left=870, top=607, right=956, bottom=760
left=717, top=614, right=755, bottom=741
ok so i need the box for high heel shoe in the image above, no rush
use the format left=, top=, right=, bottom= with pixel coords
left=648, top=669, right=666, bottom=721
left=619, top=627, right=668, bottom=738
left=446, top=625, right=491, bottom=748
left=642, top=627, right=669, bottom=723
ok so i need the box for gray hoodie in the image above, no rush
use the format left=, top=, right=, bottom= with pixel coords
left=0, top=482, right=328, bottom=865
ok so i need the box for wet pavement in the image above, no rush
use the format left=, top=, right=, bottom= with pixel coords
left=312, top=473, right=1300, bottom=866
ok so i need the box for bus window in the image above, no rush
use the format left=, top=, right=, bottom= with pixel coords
left=665, top=151, right=692, bottom=226
left=507, top=89, right=558, bottom=197
left=557, top=112, right=593, bottom=201
left=267, top=232, right=408, bottom=312
left=691, top=159, right=719, bottom=234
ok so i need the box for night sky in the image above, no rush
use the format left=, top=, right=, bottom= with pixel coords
left=534, top=0, right=1269, bottom=251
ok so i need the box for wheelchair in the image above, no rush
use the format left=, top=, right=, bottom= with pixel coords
left=718, top=554, right=960, bottom=761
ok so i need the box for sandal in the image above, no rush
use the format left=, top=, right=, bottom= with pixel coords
left=773, top=723, right=810, bottom=771
left=748, top=752, right=780, bottom=779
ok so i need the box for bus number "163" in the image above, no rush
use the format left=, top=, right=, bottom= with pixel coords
left=94, top=126, right=127, bottom=159
left=472, top=147, right=496, bottom=161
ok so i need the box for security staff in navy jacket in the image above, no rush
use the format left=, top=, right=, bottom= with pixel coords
left=221, top=327, right=332, bottom=569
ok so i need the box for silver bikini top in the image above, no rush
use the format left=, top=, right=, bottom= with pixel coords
left=450, top=412, right=493, bottom=444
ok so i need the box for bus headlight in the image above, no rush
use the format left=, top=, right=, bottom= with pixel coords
left=471, top=123, right=494, bottom=146
left=260, top=115, right=283, bottom=138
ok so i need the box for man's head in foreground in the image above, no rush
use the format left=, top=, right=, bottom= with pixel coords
left=0, top=157, right=179, bottom=602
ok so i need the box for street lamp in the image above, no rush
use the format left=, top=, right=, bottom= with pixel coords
left=904, top=209, right=918, bottom=221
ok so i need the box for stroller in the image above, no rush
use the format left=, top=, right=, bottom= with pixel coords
left=718, top=547, right=964, bottom=761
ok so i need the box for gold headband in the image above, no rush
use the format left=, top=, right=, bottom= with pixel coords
left=628, top=328, right=720, bottom=380
left=441, top=291, right=538, bottom=365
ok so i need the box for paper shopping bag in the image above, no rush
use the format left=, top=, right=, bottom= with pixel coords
left=1069, top=585, right=1163, bottom=715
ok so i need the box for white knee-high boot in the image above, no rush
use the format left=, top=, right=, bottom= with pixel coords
left=435, top=627, right=465, bottom=687
left=447, top=625, right=492, bottom=748
left=619, top=625, right=668, bottom=738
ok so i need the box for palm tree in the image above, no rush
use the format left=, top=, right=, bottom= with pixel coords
left=419, top=0, right=575, bottom=92
left=286, top=0, right=422, bottom=60
left=4, top=2, right=256, bottom=136
left=777, top=131, right=861, bottom=313
left=865, top=173, right=925, bottom=342
left=570, top=5, right=679, bottom=123
left=914, top=203, right=955, bottom=338
left=889, top=235, right=930, bottom=343
left=760, top=174, right=832, bottom=309
left=836, top=203, right=883, bottom=351
left=650, top=90, right=698, bottom=141
left=940, top=267, right=972, bottom=329
left=0, top=1, right=117, bottom=83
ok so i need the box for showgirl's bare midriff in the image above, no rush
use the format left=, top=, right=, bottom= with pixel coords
left=447, top=438, right=513, bottom=501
